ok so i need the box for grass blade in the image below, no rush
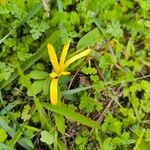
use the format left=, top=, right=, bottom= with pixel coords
left=42, top=102, right=101, bottom=129
left=0, top=143, right=15, bottom=150
left=77, top=28, right=101, bottom=49
left=0, top=30, right=60, bottom=89
left=0, top=0, right=50, bottom=44
left=0, top=118, right=34, bottom=149
left=62, top=74, right=150, bottom=96
left=0, top=100, right=22, bottom=115
left=62, top=85, right=95, bottom=96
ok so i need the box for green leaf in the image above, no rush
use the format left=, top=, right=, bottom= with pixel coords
left=18, top=68, right=53, bottom=129
left=138, top=0, right=150, bottom=11
left=137, top=140, right=150, bottom=150
left=0, top=30, right=60, bottom=89
left=28, top=70, right=49, bottom=79
left=80, top=95, right=103, bottom=113
left=102, top=114, right=121, bottom=135
left=0, top=0, right=51, bottom=44
left=125, top=38, right=135, bottom=60
left=0, top=118, right=34, bottom=149
left=0, top=128, right=7, bottom=142
left=144, top=20, right=150, bottom=28
left=103, top=138, right=120, bottom=150
left=29, top=80, right=44, bottom=96
left=54, top=114, right=65, bottom=135
left=141, top=100, right=150, bottom=113
left=9, top=129, right=24, bottom=148
left=145, top=130, right=150, bottom=143
left=42, top=103, right=101, bottom=129
left=70, top=11, right=80, bottom=25
left=103, top=138, right=114, bottom=150
left=21, top=105, right=31, bottom=121
left=81, top=66, right=97, bottom=75
left=19, top=68, right=34, bottom=96
left=62, top=85, right=95, bottom=96
left=0, top=62, right=14, bottom=81
left=57, top=139, right=67, bottom=150
left=135, top=130, right=146, bottom=150
left=0, top=100, right=22, bottom=115
left=0, top=143, right=14, bottom=150
left=99, top=53, right=116, bottom=69
left=43, top=77, right=50, bottom=95
left=40, top=131, right=54, bottom=145
left=106, top=20, right=123, bottom=38
left=77, top=28, right=101, bottom=49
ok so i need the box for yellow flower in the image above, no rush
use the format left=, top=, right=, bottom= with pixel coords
left=47, top=41, right=91, bottom=105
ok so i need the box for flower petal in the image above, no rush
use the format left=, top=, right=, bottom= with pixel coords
left=60, top=41, right=70, bottom=69
left=50, top=78, right=58, bottom=105
left=63, top=48, right=91, bottom=69
left=47, top=44, right=59, bottom=73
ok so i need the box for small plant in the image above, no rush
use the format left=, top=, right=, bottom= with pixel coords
left=0, top=0, right=150, bottom=149
left=47, top=41, right=91, bottom=105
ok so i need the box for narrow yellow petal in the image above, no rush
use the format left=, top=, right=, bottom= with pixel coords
left=50, top=78, right=58, bottom=105
left=60, top=41, right=70, bottom=68
left=63, top=48, right=91, bottom=69
left=47, top=44, right=59, bottom=73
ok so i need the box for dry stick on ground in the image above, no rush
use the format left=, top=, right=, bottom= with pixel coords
left=93, top=60, right=105, bottom=80
left=90, top=60, right=122, bottom=142
left=89, top=60, right=123, bottom=150
left=92, top=60, right=122, bottom=124
left=93, top=59, right=122, bottom=105
left=97, top=100, right=113, bottom=123
left=141, top=114, right=149, bottom=128
left=67, top=69, right=81, bottom=90
left=41, top=0, right=50, bottom=16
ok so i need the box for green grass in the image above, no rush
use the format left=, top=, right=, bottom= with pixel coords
left=0, top=0, right=150, bottom=149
